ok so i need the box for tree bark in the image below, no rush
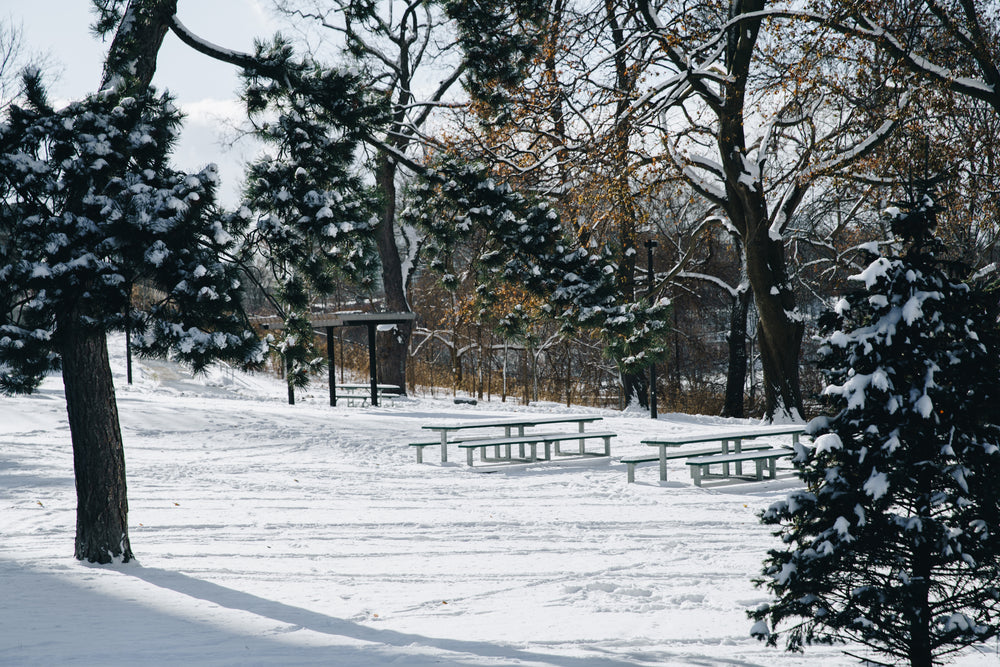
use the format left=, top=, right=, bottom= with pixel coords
left=59, top=314, right=132, bottom=563
left=374, top=152, right=412, bottom=393
left=720, top=192, right=804, bottom=420
left=722, top=282, right=751, bottom=418
left=717, top=0, right=804, bottom=420
left=744, top=226, right=804, bottom=419
left=623, top=370, right=649, bottom=408
left=907, top=487, right=934, bottom=667
left=101, top=0, right=176, bottom=93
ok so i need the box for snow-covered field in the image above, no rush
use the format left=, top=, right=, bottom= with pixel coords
left=2, top=338, right=997, bottom=666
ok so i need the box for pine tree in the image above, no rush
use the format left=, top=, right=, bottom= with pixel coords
left=0, top=72, right=266, bottom=562
left=750, top=194, right=1000, bottom=665
left=403, top=153, right=673, bottom=401
left=238, top=37, right=382, bottom=400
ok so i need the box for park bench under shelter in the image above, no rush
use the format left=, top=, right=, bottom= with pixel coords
left=257, top=311, right=416, bottom=407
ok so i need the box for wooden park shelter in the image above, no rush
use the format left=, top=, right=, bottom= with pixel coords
left=258, top=311, right=417, bottom=407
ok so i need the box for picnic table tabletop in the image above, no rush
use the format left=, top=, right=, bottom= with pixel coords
left=641, top=424, right=805, bottom=447
left=336, top=383, right=401, bottom=391
left=422, top=414, right=603, bottom=433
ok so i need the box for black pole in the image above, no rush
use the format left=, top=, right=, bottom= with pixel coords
left=286, top=354, right=295, bottom=405
left=125, top=320, right=133, bottom=385
left=327, top=326, right=336, bottom=407
left=368, top=323, right=379, bottom=407
left=645, top=239, right=658, bottom=419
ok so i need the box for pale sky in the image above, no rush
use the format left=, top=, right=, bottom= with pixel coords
left=7, top=0, right=284, bottom=206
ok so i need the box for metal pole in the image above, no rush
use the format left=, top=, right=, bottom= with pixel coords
left=327, top=326, right=337, bottom=407
left=368, top=323, right=379, bottom=407
left=645, top=239, right=658, bottom=419
left=125, top=319, right=133, bottom=385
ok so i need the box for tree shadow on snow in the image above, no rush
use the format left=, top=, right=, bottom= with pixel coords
left=124, top=564, right=731, bottom=666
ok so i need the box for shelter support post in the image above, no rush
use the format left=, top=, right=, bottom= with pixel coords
left=327, top=326, right=337, bottom=407
left=368, top=323, right=378, bottom=407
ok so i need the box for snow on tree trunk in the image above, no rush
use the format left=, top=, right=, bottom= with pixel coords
left=622, top=370, right=649, bottom=409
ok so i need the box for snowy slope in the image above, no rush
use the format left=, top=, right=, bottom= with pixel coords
left=1, top=337, right=996, bottom=666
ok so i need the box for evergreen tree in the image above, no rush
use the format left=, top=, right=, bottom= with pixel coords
left=750, top=194, right=1000, bottom=665
left=238, top=37, right=383, bottom=399
left=0, top=72, right=266, bottom=561
left=403, top=154, right=673, bottom=385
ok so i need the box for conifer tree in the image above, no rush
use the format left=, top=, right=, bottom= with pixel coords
left=750, top=193, right=1000, bottom=665
left=0, top=72, right=266, bottom=562
left=403, top=154, right=673, bottom=385
left=238, top=37, right=382, bottom=399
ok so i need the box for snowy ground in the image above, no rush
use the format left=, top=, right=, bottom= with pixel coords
left=2, top=338, right=998, bottom=666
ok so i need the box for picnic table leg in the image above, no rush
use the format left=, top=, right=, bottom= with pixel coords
left=577, top=422, right=586, bottom=454
left=440, top=432, right=448, bottom=463
left=733, top=438, right=744, bottom=476
left=721, top=440, right=731, bottom=477
left=513, top=427, right=526, bottom=458
left=627, top=461, right=636, bottom=483
left=658, top=445, right=668, bottom=481
left=602, top=435, right=611, bottom=456
left=691, top=464, right=703, bottom=486
left=466, top=447, right=475, bottom=466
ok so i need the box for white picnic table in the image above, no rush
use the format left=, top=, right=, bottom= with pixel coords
left=415, top=414, right=610, bottom=464
left=631, top=424, right=805, bottom=482
left=334, top=383, right=401, bottom=406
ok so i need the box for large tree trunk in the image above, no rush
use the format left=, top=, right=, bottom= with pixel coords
left=745, top=227, right=804, bottom=420
left=622, top=370, right=649, bottom=409
left=101, top=0, right=174, bottom=92
left=59, top=318, right=132, bottom=564
left=722, top=282, right=751, bottom=418
left=716, top=3, right=804, bottom=422
left=374, top=153, right=412, bottom=393
left=721, top=201, right=804, bottom=421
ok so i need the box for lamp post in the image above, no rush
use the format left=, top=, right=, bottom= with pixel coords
left=644, top=239, right=658, bottom=419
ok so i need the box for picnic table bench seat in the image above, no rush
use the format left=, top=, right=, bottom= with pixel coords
left=620, top=443, right=772, bottom=483
left=408, top=434, right=515, bottom=463
left=339, top=393, right=400, bottom=407
left=457, top=430, right=617, bottom=466
left=338, top=391, right=375, bottom=407
left=686, top=448, right=792, bottom=486
left=632, top=425, right=805, bottom=483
